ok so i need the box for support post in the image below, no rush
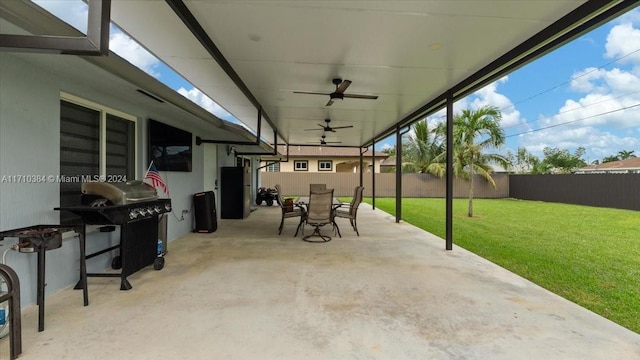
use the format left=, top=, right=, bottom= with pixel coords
left=446, top=91, right=454, bottom=250
left=371, top=139, right=376, bottom=210
left=395, top=127, right=402, bottom=223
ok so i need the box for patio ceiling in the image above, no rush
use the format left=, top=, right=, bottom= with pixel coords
left=107, top=0, right=637, bottom=149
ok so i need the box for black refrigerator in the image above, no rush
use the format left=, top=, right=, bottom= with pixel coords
left=220, top=166, right=251, bottom=219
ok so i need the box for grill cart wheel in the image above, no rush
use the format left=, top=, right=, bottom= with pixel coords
left=111, top=256, right=122, bottom=269
left=153, top=257, right=165, bottom=270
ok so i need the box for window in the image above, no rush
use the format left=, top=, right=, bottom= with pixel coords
left=266, top=162, right=280, bottom=172
left=318, top=160, right=332, bottom=171
left=60, top=95, right=136, bottom=222
left=294, top=160, right=308, bottom=171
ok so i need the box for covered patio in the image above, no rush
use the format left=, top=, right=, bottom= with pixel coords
left=4, top=205, right=639, bottom=359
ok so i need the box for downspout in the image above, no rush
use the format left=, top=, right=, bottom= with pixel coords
left=359, top=149, right=364, bottom=187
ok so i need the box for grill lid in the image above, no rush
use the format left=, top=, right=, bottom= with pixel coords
left=81, top=180, right=158, bottom=205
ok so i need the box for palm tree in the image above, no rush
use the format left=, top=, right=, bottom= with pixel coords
left=438, top=105, right=508, bottom=217
left=404, top=120, right=445, bottom=176
left=618, top=150, right=636, bottom=160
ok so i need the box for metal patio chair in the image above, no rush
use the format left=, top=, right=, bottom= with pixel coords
left=309, top=183, right=326, bottom=193
left=333, top=186, right=364, bottom=236
left=301, top=188, right=334, bottom=242
left=275, top=184, right=305, bottom=236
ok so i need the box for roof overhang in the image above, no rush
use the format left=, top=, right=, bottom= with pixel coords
left=104, top=0, right=638, bottom=148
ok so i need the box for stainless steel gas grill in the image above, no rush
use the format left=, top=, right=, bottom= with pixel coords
left=56, top=180, right=171, bottom=304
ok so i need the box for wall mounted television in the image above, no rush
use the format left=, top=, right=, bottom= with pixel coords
left=148, top=119, right=192, bottom=172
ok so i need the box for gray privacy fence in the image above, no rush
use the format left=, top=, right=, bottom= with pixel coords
left=509, top=174, right=640, bottom=211
left=261, top=173, right=509, bottom=198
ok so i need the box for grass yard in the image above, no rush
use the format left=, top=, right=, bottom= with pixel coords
left=364, top=197, right=640, bottom=334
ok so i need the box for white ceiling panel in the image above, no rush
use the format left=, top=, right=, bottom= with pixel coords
left=107, top=0, right=635, bottom=148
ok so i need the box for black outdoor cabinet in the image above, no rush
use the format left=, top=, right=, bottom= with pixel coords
left=193, top=191, right=217, bottom=232
left=220, top=166, right=251, bottom=219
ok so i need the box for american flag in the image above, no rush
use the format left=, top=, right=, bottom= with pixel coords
left=144, top=162, right=168, bottom=194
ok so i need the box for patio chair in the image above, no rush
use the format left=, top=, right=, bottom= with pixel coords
left=309, top=183, right=326, bottom=193
left=274, top=184, right=305, bottom=236
left=301, top=188, right=334, bottom=242
left=333, top=186, right=364, bottom=236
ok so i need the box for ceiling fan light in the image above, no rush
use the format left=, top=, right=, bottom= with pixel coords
left=330, top=93, right=343, bottom=102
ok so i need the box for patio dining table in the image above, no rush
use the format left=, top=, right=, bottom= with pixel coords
left=294, top=196, right=342, bottom=207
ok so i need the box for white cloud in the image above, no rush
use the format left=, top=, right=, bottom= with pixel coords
left=109, top=29, right=161, bottom=78
left=33, top=0, right=87, bottom=32
left=519, top=126, right=640, bottom=161
left=605, top=22, right=640, bottom=64
left=177, top=87, right=236, bottom=121
left=423, top=77, right=522, bottom=135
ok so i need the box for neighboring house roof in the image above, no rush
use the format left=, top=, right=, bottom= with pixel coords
left=380, top=156, right=396, bottom=166
left=263, top=145, right=388, bottom=159
left=577, top=158, right=640, bottom=173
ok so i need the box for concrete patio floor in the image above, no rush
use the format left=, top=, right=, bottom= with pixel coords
left=2, top=204, right=639, bottom=359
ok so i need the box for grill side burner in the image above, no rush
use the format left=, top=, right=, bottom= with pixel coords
left=0, top=225, right=80, bottom=332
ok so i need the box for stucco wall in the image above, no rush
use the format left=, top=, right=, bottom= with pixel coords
left=0, top=53, right=222, bottom=307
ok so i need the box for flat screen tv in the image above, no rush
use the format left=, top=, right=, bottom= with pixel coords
left=148, top=119, right=192, bottom=172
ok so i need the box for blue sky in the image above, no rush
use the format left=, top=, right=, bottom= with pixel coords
left=35, top=1, right=640, bottom=164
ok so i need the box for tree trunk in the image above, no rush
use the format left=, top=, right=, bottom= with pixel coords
left=468, top=163, right=474, bottom=217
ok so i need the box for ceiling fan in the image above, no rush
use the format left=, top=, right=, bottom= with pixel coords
left=294, top=78, right=378, bottom=106
left=304, top=118, right=353, bottom=132
left=307, top=134, right=342, bottom=145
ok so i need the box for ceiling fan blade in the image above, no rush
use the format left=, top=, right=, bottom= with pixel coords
left=326, top=99, right=334, bottom=106
left=325, top=141, right=342, bottom=144
left=331, top=125, right=354, bottom=130
left=304, top=128, right=323, bottom=131
left=293, top=91, right=332, bottom=95
left=335, top=79, right=352, bottom=94
left=343, top=94, right=378, bottom=99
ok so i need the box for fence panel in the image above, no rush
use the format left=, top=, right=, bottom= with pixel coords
left=262, top=173, right=509, bottom=198
left=509, top=174, right=640, bottom=211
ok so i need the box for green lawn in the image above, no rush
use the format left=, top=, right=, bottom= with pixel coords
left=364, top=197, right=640, bottom=334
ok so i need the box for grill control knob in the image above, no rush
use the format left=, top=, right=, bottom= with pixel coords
left=129, top=210, right=138, bottom=219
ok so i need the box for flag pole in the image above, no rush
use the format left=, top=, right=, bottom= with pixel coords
left=143, top=161, right=154, bottom=179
